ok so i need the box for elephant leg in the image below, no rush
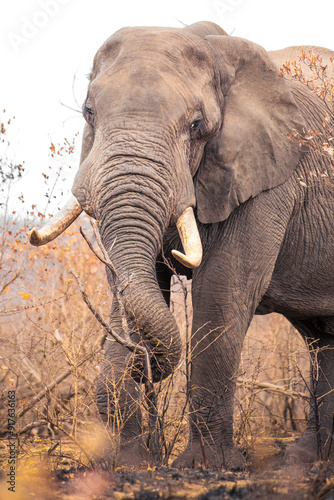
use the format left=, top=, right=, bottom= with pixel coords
left=187, top=298, right=248, bottom=469
left=173, top=258, right=273, bottom=468
left=95, top=302, right=149, bottom=467
left=286, top=317, right=334, bottom=463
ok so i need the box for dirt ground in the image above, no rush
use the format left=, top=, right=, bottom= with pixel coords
left=1, top=438, right=334, bottom=500
left=51, top=462, right=334, bottom=500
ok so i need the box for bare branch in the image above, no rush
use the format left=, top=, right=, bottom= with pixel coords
left=237, top=377, right=309, bottom=400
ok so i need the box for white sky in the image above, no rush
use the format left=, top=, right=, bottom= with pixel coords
left=1, top=0, right=333, bottom=215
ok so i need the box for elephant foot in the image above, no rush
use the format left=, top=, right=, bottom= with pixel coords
left=172, top=442, right=246, bottom=470
left=95, top=436, right=150, bottom=469
left=285, top=431, right=334, bottom=464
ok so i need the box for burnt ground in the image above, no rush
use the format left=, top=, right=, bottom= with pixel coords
left=1, top=438, right=334, bottom=499
left=51, top=462, right=334, bottom=500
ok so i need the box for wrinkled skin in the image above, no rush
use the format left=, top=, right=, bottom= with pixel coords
left=37, top=22, right=334, bottom=467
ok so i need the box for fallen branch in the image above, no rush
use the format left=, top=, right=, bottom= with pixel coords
left=18, top=419, right=49, bottom=435
left=237, top=377, right=309, bottom=400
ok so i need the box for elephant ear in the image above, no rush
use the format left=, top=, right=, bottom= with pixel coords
left=195, top=36, right=307, bottom=224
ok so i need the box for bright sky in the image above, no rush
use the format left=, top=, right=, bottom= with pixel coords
left=1, top=0, right=333, bottom=215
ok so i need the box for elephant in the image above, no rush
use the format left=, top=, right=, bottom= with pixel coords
left=30, top=21, right=334, bottom=468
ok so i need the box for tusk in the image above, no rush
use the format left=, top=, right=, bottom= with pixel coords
left=29, top=196, right=82, bottom=246
left=172, top=207, right=202, bottom=269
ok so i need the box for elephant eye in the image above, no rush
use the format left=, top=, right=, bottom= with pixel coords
left=190, top=119, right=203, bottom=138
left=83, top=105, right=94, bottom=126
left=191, top=119, right=202, bottom=130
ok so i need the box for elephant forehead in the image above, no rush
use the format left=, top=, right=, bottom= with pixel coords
left=93, top=27, right=213, bottom=80
left=90, top=51, right=213, bottom=121
left=91, top=65, right=202, bottom=122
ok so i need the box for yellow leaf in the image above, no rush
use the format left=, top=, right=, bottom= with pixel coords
left=18, top=292, right=30, bottom=300
left=64, top=248, right=70, bottom=251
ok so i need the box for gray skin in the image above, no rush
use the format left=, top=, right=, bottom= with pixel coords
left=70, top=21, right=334, bottom=467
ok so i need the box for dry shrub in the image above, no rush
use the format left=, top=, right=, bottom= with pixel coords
left=236, top=315, right=309, bottom=452
left=0, top=215, right=111, bottom=466
left=0, top=122, right=115, bottom=472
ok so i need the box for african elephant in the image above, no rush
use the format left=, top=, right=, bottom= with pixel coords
left=30, top=21, right=334, bottom=467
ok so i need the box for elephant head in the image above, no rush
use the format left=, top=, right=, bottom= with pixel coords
left=30, top=21, right=306, bottom=380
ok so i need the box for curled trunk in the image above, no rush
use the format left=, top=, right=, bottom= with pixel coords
left=108, top=264, right=182, bottom=380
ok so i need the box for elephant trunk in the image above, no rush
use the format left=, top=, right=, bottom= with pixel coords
left=94, top=159, right=183, bottom=380
left=106, top=260, right=182, bottom=381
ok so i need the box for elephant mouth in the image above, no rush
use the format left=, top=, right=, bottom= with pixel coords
left=29, top=196, right=202, bottom=269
